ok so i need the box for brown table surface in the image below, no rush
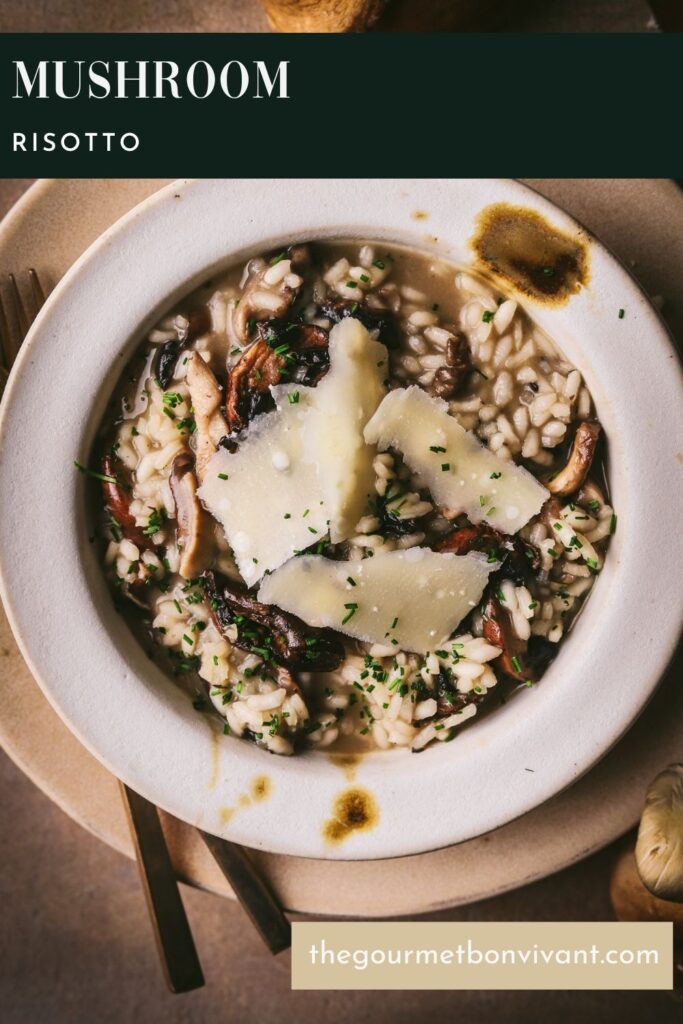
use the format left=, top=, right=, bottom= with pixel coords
left=1, top=174, right=680, bottom=1021
left=0, top=0, right=665, bottom=32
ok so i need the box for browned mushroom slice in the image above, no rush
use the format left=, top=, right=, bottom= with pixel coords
left=482, top=594, right=534, bottom=683
left=258, top=320, right=330, bottom=386
left=203, top=571, right=345, bottom=673
left=435, top=523, right=495, bottom=556
left=186, top=352, right=227, bottom=484
left=431, top=332, right=472, bottom=400
left=101, top=454, right=148, bottom=549
left=435, top=521, right=539, bottom=576
left=169, top=452, right=213, bottom=579
left=577, top=478, right=606, bottom=511
left=546, top=420, right=601, bottom=497
left=232, top=253, right=305, bottom=344
left=225, top=339, right=285, bottom=434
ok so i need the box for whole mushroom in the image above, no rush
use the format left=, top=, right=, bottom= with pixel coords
left=636, top=764, right=683, bottom=902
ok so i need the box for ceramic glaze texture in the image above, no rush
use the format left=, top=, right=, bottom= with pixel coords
left=0, top=179, right=681, bottom=860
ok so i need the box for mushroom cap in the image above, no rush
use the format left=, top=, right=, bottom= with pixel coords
left=636, top=764, right=683, bottom=902
left=611, top=846, right=683, bottom=935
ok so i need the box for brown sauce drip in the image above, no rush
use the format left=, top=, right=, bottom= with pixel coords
left=327, top=753, right=362, bottom=782
left=470, top=202, right=589, bottom=305
left=322, top=787, right=379, bottom=845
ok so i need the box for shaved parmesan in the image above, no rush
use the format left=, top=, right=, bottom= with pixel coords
left=197, top=388, right=326, bottom=586
left=198, top=317, right=387, bottom=585
left=304, top=318, right=387, bottom=543
left=364, top=386, right=548, bottom=534
left=258, top=548, right=497, bottom=654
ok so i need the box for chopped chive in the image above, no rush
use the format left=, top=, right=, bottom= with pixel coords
left=360, top=274, right=370, bottom=283
left=511, top=656, right=522, bottom=674
left=490, top=471, right=501, bottom=479
left=74, top=460, right=117, bottom=484
left=487, top=506, right=496, bottom=516
left=618, top=308, right=625, bottom=319
left=288, top=391, right=300, bottom=405
left=373, top=259, right=385, bottom=270
left=479, top=495, right=486, bottom=507
left=347, top=576, right=356, bottom=587
left=441, top=463, right=450, bottom=472
left=283, top=512, right=291, bottom=519
left=610, top=513, right=617, bottom=534
left=342, top=602, right=358, bottom=625
left=482, top=310, right=494, bottom=323
left=542, top=266, right=555, bottom=277
left=391, top=616, right=399, bottom=629
left=430, top=445, right=446, bottom=453
left=218, top=472, right=229, bottom=481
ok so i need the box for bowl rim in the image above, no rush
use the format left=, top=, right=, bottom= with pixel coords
left=0, top=177, right=681, bottom=861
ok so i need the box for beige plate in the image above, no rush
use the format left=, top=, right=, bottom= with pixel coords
left=0, top=179, right=681, bottom=916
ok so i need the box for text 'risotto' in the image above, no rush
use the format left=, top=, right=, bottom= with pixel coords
left=90, top=241, right=616, bottom=756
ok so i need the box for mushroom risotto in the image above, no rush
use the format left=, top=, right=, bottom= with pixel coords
left=91, top=241, right=616, bottom=756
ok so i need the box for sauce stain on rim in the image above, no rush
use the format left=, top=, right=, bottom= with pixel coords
left=470, top=202, right=590, bottom=305
left=328, top=753, right=363, bottom=783
left=216, top=775, right=271, bottom=828
left=251, top=774, right=271, bottom=801
left=208, top=726, right=221, bottom=791
left=322, top=786, right=379, bottom=845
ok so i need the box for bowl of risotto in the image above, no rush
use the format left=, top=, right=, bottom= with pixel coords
left=0, top=179, right=680, bottom=859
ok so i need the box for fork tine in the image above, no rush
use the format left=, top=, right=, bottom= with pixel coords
left=29, top=268, right=46, bottom=311
left=0, top=287, right=19, bottom=370
left=8, top=274, right=30, bottom=339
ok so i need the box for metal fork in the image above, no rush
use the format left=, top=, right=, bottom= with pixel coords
left=0, top=272, right=205, bottom=992
left=0, top=270, right=291, bottom=980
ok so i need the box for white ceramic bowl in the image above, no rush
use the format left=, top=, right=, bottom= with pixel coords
left=0, top=179, right=681, bottom=861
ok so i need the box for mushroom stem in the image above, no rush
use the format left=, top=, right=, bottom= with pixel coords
left=546, top=420, right=601, bottom=497
left=169, top=453, right=213, bottom=579
left=185, top=353, right=227, bottom=484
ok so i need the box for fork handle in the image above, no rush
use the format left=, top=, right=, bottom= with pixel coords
left=119, top=783, right=204, bottom=992
left=198, top=830, right=291, bottom=955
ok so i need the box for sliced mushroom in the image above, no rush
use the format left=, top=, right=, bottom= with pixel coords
left=258, top=320, right=330, bottom=386
left=101, top=454, right=148, bottom=548
left=203, top=570, right=345, bottom=673
left=186, top=352, right=227, bottom=484
left=431, top=332, right=472, bottom=400
left=482, top=594, right=533, bottom=683
left=225, top=339, right=285, bottom=435
left=546, top=419, right=601, bottom=497
left=169, top=453, right=213, bottom=579
left=635, top=764, right=683, bottom=902
left=225, top=321, right=330, bottom=435
left=435, top=522, right=539, bottom=577
left=232, top=254, right=304, bottom=344
left=577, top=478, right=606, bottom=510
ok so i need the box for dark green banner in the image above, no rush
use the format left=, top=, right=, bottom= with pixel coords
left=2, top=33, right=681, bottom=176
